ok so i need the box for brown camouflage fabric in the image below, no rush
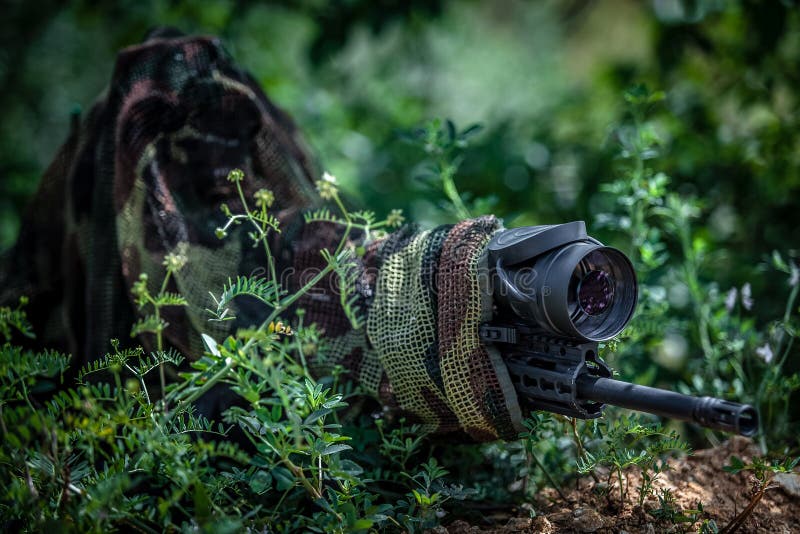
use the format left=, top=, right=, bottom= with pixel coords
left=0, top=30, right=522, bottom=441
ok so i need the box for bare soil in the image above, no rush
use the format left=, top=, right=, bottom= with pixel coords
left=442, top=437, right=800, bottom=533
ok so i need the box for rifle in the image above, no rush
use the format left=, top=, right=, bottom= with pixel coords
left=481, top=221, right=757, bottom=436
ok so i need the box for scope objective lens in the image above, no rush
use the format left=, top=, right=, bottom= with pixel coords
left=578, top=270, right=614, bottom=316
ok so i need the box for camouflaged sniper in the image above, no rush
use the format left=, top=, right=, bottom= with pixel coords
left=0, top=30, right=523, bottom=441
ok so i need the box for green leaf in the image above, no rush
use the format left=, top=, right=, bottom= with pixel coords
left=772, top=250, right=789, bottom=272
left=723, top=456, right=745, bottom=473
left=321, top=443, right=352, bottom=456
left=351, top=519, right=374, bottom=530
left=459, top=123, right=483, bottom=140
left=273, top=466, right=295, bottom=491
left=248, top=470, right=272, bottom=494
left=202, top=333, right=221, bottom=357
left=446, top=119, right=456, bottom=143
left=304, top=407, right=332, bottom=425
left=153, top=292, right=188, bottom=307
left=194, top=481, right=212, bottom=525
left=208, top=276, right=282, bottom=321
left=130, top=314, right=168, bottom=337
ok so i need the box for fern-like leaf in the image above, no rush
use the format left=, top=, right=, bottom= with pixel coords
left=0, top=305, right=35, bottom=341
left=163, top=404, right=226, bottom=436
left=321, top=248, right=364, bottom=329
left=304, top=208, right=347, bottom=226
left=77, top=347, right=144, bottom=383
left=130, top=315, right=168, bottom=337
left=130, top=349, right=185, bottom=377
left=252, top=212, right=281, bottom=231
left=0, top=345, right=69, bottom=381
left=206, top=276, right=283, bottom=321
left=153, top=292, right=188, bottom=307
left=350, top=210, right=376, bottom=225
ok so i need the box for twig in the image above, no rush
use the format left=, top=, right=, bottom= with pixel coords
left=719, top=483, right=772, bottom=534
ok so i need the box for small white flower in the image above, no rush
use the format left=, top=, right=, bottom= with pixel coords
left=724, top=287, right=737, bottom=312
left=741, top=283, right=753, bottom=311
left=756, top=343, right=774, bottom=364
left=163, top=242, right=189, bottom=273
left=316, top=172, right=339, bottom=200
left=386, top=208, right=405, bottom=228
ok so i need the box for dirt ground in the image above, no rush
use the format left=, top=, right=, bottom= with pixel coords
left=442, top=437, right=800, bottom=533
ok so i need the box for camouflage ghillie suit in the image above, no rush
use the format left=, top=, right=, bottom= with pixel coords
left=0, top=30, right=523, bottom=441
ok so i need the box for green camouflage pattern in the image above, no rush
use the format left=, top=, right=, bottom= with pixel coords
left=0, top=31, right=522, bottom=441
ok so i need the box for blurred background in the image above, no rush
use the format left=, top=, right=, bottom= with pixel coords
left=2, top=0, right=798, bottom=446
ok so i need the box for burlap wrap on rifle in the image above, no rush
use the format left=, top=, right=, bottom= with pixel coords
left=0, top=31, right=523, bottom=441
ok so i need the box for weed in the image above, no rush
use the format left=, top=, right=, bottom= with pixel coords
left=719, top=455, right=799, bottom=533
left=577, top=415, right=690, bottom=510
left=597, top=84, right=800, bottom=449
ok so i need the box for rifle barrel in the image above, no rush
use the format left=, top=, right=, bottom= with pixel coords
left=576, top=375, right=758, bottom=436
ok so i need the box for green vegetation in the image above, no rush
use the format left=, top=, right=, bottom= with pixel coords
left=2, top=1, right=799, bottom=531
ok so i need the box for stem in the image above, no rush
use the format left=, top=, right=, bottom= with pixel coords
left=0, top=404, right=7, bottom=437
left=295, top=313, right=309, bottom=376
left=20, top=377, right=37, bottom=413
left=529, top=448, right=570, bottom=503
left=677, top=216, right=715, bottom=364
left=285, top=459, right=327, bottom=505
left=240, top=263, right=335, bottom=355
left=269, top=487, right=293, bottom=523
left=333, top=191, right=351, bottom=224
left=440, top=160, right=471, bottom=220
left=570, top=418, right=599, bottom=483
left=317, top=453, right=323, bottom=496
left=156, top=270, right=171, bottom=410
left=262, top=234, right=279, bottom=305
left=756, top=277, right=799, bottom=450
left=179, top=357, right=236, bottom=405
left=629, top=109, right=646, bottom=262
left=235, top=181, right=280, bottom=306
left=125, top=364, right=151, bottom=405
left=719, top=483, right=770, bottom=534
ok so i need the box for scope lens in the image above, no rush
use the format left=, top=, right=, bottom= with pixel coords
left=491, top=233, right=637, bottom=342
left=578, top=270, right=614, bottom=316
left=563, top=248, right=636, bottom=340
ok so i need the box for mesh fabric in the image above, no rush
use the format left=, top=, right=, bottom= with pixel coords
left=0, top=32, right=523, bottom=441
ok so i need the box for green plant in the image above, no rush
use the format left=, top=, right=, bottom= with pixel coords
left=597, top=84, right=800, bottom=450
left=518, top=413, right=572, bottom=502
left=376, top=417, right=426, bottom=473
left=719, top=454, right=799, bottom=533
left=0, top=168, right=431, bottom=532
left=699, top=519, right=720, bottom=534
left=392, top=457, right=476, bottom=533
left=0, top=297, right=35, bottom=342
left=649, top=488, right=706, bottom=528
left=129, top=246, right=189, bottom=405
left=402, top=118, right=490, bottom=220
left=577, top=415, right=690, bottom=509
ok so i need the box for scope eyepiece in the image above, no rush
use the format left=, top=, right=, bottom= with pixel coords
left=489, top=222, right=638, bottom=342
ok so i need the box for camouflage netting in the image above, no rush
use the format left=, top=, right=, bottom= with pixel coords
left=0, top=30, right=522, bottom=441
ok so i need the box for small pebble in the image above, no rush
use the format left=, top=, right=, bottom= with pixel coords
left=572, top=507, right=604, bottom=533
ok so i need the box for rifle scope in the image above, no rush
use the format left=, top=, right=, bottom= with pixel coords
left=484, top=221, right=759, bottom=436
left=489, top=221, right=637, bottom=341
